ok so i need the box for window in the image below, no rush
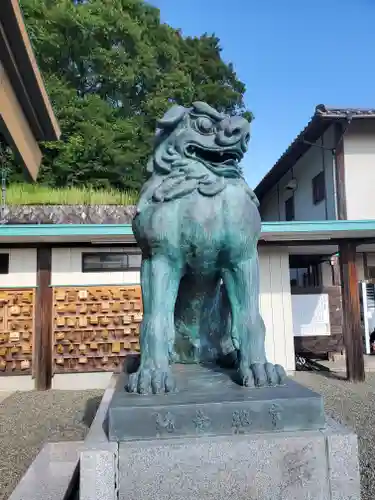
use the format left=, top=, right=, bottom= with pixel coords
left=82, top=252, right=141, bottom=272
left=312, top=171, right=325, bottom=205
left=285, top=196, right=295, bottom=221
left=0, top=253, right=9, bottom=274
left=289, top=255, right=322, bottom=288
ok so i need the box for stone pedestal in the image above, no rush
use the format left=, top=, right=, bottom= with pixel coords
left=106, top=365, right=360, bottom=500
left=118, top=419, right=360, bottom=500
left=108, top=364, right=326, bottom=441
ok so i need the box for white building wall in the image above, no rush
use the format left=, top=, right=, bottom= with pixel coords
left=260, top=126, right=336, bottom=222
left=0, top=248, right=36, bottom=287
left=259, top=247, right=295, bottom=372
left=51, top=247, right=140, bottom=286
left=344, top=120, right=375, bottom=220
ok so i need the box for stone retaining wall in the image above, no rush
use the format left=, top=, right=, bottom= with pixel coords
left=2, top=205, right=136, bottom=224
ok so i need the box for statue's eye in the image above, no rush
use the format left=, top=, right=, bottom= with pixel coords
left=195, top=117, right=215, bottom=134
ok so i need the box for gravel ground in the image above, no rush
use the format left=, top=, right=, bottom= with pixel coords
left=295, top=371, right=375, bottom=500
left=1, top=374, right=374, bottom=499
left=0, top=389, right=103, bottom=500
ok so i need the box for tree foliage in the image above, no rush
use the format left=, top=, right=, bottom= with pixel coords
left=11, top=0, right=251, bottom=191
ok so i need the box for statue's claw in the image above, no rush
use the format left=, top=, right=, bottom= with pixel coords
left=238, top=362, right=286, bottom=388
left=126, top=368, right=176, bottom=395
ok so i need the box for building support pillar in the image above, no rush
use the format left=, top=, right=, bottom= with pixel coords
left=34, top=246, right=52, bottom=390
left=339, top=240, right=365, bottom=382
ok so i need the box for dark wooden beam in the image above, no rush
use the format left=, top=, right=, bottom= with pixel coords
left=352, top=237, right=375, bottom=247
left=34, top=246, right=52, bottom=390
left=258, top=239, right=339, bottom=248
left=338, top=241, right=365, bottom=382
left=0, top=242, right=139, bottom=249
left=259, top=236, right=375, bottom=248
left=0, top=238, right=373, bottom=250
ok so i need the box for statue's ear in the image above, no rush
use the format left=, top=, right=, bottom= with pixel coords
left=156, top=105, right=187, bottom=130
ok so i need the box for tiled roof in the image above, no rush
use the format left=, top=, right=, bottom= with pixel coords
left=315, top=105, right=375, bottom=118
left=254, top=104, right=375, bottom=201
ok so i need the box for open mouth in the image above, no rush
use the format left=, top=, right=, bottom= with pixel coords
left=186, top=144, right=242, bottom=165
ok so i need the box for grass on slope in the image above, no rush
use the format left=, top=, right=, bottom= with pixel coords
left=5, top=184, right=138, bottom=205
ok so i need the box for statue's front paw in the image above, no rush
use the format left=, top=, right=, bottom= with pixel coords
left=126, top=367, right=176, bottom=395
left=238, top=362, right=286, bottom=387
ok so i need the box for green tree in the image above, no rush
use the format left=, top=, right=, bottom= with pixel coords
left=12, top=0, right=251, bottom=191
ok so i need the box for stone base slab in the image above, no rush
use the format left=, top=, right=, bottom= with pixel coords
left=118, top=418, right=360, bottom=500
left=108, top=365, right=326, bottom=441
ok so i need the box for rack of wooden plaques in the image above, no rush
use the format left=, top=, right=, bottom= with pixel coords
left=53, top=286, right=142, bottom=373
left=0, top=289, right=34, bottom=375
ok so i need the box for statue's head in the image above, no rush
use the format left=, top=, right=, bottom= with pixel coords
left=148, top=102, right=250, bottom=177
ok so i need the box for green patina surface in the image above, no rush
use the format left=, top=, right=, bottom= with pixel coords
left=127, top=102, right=286, bottom=394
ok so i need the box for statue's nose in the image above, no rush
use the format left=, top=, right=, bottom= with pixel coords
left=216, top=116, right=250, bottom=147
left=226, top=116, right=248, bottom=136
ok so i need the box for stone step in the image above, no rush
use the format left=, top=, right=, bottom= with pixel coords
left=7, top=441, right=84, bottom=500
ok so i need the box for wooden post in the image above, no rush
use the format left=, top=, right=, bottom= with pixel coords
left=34, top=246, right=53, bottom=390
left=338, top=241, right=365, bottom=382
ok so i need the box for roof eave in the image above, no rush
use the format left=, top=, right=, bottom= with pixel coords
left=0, top=0, right=61, bottom=142
left=0, top=220, right=374, bottom=244
left=319, top=113, right=375, bottom=120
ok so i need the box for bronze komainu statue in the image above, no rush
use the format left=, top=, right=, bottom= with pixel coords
left=129, top=102, right=286, bottom=394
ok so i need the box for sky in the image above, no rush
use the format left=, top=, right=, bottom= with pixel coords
left=150, top=0, right=375, bottom=188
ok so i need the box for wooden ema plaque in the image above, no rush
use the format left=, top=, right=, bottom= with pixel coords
left=0, top=289, right=34, bottom=375
left=53, top=286, right=142, bottom=373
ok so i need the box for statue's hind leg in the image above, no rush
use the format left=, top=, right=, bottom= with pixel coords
left=127, top=254, right=182, bottom=394
left=222, top=255, right=286, bottom=387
